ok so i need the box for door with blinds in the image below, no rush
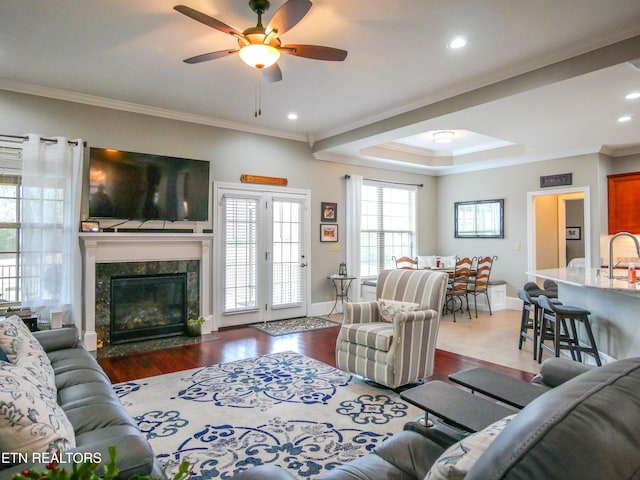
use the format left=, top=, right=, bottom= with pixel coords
left=217, top=184, right=309, bottom=326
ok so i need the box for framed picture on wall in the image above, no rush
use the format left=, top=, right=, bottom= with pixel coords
left=566, top=226, right=581, bottom=240
left=321, top=202, right=337, bottom=222
left=320, top=224, right=338, bottom=242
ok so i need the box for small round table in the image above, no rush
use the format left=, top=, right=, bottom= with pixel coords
left=327, top=274, right=356, bottom=315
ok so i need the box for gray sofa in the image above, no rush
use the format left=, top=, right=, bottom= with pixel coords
left=0, top=324, right=164, bottom=480
left=232, top=357, right=640, bottom=479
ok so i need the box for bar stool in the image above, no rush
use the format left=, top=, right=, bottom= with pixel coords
left=518, top=284, right=562, bottom=360
left=537, top=295, right=602, bottom=366
left=517, top=288, right=540, bottom=360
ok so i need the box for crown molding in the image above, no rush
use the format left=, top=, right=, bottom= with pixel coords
left=0, top=78, right=309, bottom=143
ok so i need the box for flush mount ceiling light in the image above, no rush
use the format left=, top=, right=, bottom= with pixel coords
left=625, top=92, right=640, bottom=100
left=433, top=131, right=455, bottom=143
left=448, top=36, right=467, bottom=49
left=618, top=115, right=632, bottom=123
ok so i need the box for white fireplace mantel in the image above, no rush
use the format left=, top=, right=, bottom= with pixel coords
left=79, top=232, right=213, bottom=351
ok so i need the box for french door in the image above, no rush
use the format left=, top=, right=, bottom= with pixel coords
left=216, top=184, right=309, bottom=326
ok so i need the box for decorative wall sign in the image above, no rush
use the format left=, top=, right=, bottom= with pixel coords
left=321, top=202, right=337, bottom=222
left=540, top=173, right=572, bottom=188
left=240, top=174, right=288, bottom=186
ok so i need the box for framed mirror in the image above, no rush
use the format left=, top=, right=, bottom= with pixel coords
left=455, top=199, right=504, bottom=238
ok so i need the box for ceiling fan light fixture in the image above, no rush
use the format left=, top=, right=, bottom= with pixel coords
left=433, top=131, right=455, bottom=143
left=239, top=44, right=280, bottom=69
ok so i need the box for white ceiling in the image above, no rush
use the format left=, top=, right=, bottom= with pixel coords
left=1, top=0, right=640, bottom=175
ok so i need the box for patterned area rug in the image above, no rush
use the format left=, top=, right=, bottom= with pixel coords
left=115, top=351, right=421, bottom=479
left=249, top=317, right=341, bottom=336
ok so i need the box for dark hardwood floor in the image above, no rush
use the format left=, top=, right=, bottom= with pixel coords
left=97, top=324, right=535, bottom=384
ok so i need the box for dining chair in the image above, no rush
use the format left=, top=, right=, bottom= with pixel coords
left=392, top=255, right=418, bottom=269
left=445, top=257, right=473, bottom=322
left=466, top=255, right=498, bottom=317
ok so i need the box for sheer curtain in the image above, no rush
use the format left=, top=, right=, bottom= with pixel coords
left=345, top=174, right=362, bottom=301
left=21, top=134, right=83, bottom=326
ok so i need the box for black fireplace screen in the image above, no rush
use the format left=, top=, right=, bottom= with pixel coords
left=110, top=273, right=187, bottom=344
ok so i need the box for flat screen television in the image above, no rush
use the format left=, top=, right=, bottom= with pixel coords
left=88, top=147, right=210, bottom=222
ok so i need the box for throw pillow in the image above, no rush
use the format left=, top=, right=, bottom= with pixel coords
left=439, top=256, right=457, bottom=268
left=418, top=255, right=437, bottom=269
left=0, top=361, right=76, bottom=457
left=377, top=299, right=420, bottom=322
left=425, top=414, right=516, bottom=480
left=0, top=315, right=56, bottom=393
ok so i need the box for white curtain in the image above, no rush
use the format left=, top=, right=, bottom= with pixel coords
left=345, top=174, right=362, bottom=301
left=21, top=134, right=83, bottom=326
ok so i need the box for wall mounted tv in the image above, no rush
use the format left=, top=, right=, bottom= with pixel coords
left=88, top=147, right=210, bottom=222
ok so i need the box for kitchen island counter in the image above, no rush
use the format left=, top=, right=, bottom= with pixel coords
left=527, top=267, right=640, bottom=361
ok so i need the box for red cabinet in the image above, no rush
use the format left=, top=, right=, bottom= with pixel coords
left=608, top=172, right=640, bottom=234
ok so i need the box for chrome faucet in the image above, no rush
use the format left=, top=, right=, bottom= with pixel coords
left=608, top=232, right=640, bottom=279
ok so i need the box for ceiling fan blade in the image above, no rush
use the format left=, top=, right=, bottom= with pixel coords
left=174, top=5, right=243, bottom=37
left=266, top=0, right=312, bottom=36
left=261, top=63, right=283, bottom=83
left=281, top=44, right=348, bottom=61
left=183, top=49, right=238, bottom=64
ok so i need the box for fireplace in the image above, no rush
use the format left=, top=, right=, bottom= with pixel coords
left=110, top=273, right=187, bottom=344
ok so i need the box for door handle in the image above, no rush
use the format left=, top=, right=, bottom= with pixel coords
left=300, top=263, right=307, bottom=268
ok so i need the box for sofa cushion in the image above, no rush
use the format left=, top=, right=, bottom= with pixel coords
left=418, top=255, right=437, bottom=269
left=0, top=316, right=56, bottom=393
left=340, top=322, right=394, bottom=351
left=0, top=361, right=76, bottom=457
left=377, top=299, right=419, bottom=322
left=425, top=414, right=515, bottom=480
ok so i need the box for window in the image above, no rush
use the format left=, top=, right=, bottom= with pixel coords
left=0, top=175, right=21, bottom=302
left=360, top=183, right=416, bottom=277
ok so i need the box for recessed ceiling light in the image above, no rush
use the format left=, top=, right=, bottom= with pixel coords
left=618, top=115, right=632, bottom=122
left=625, top=92, right=640, bottom=100
left=287, top=113, right=298, bottom=120
left=433, top=131, right=455, bottom=143
left=448, top=37, right=467, bottom=49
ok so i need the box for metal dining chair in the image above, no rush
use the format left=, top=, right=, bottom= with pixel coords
left=392, top=255, right=418, bottom=269
left=445, top=257, right=473, bottom=322
left=466, top=255, right=498, bottom=317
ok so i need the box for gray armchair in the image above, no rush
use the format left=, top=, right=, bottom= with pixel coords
left=335, top=269, right=449, bottom=389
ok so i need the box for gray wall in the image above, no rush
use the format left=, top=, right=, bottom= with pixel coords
left=2, top=89, right=638, bottom=306
left=0, top=89, right=437, bottom=305
left=436, top=154, right=603, bottom=296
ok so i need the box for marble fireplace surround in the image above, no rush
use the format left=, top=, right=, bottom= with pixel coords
left=80, top=233, right=212, bottom=351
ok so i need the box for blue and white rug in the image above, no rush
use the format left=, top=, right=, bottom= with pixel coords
left=115, top=351, right=421, bottom=479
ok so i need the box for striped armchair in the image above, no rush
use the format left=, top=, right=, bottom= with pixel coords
left=335, top=269, right=449, bottom=389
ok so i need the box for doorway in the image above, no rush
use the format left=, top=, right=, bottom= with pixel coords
left=527, top=187, right=591, bottom=273
left=215, top=183, right=310, bottom=327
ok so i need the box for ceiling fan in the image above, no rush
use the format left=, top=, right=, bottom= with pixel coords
left=174, top=0, right=348, bottom=83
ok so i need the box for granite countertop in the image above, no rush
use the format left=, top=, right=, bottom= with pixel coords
left=527, top=267, right=640, bottom=297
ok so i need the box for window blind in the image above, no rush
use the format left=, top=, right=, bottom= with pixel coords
left=360, top=182, right=416, bottom=276
left=223, top=195, right=260, bottom=313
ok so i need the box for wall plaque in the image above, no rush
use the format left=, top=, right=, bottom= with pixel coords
left=240, top=174, right=288, bottom=186
left=540, top=173, right=572, bottom=188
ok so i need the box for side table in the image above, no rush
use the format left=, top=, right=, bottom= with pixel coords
left=327, top=274, right=356, bottom=315
left=448, top=367, right=545, bottom=409
left=400, top=380, right=516, bottom=433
